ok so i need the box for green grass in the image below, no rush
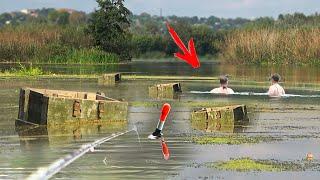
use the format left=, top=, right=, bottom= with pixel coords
left=209, top=158, right=280, bottom=172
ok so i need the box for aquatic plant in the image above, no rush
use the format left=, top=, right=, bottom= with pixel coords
left=2, top=63, right=45, bottom=76
left=192, top=136, right=260, bottom=145
left=191, top=136, right=279, bottom=145
left=0, top=24, right=119, bottom=64
left=208, top=158, right=279, bottom=172
left=221, top=27, right=320, bottom=65
left=47, top=47, right=119, bottom=64
left=206, top=158, right=320, bottom=172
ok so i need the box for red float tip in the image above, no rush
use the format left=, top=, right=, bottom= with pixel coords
left=160, top=103, right=171, bottom=122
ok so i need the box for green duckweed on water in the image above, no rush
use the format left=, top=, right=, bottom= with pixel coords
left=205, top=158, right=320, bottom=172
left=210, top=158, right=279, bottom=172
left=129, top=101, right=234, bottom=108
left=130, top=101, right=320, bottom=111
left=191, top=136, right=279, bottom=145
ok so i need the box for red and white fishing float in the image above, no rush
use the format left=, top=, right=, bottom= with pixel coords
left=148, top=103, right=171, bottom=139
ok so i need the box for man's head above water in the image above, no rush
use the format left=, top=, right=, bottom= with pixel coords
left=219, top=75, right=229, bottom=88
left=268, top=73, right=285, bottom=96
left=210, top=75, right=234, bottom=94
left=270, top=73, right=281, bottom=84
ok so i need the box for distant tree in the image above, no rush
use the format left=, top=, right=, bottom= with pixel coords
left=48, top=11, right=70, bottom=25
left=207, top=16, right=220, bottom=26
left=144, top=20, right=161, bottom=35
left=278, top=14, right=284, bottom=21
left=56, top=12, right=70, bottom=25
left=164, top=19, right=192, bottom=54
left=69, top=11, right=87, bottom=25
left=37, top=8, right=56, bottom=17
left=0, top=13, right=12, bottom=24
left=87, top=0, right=132, bottom=60
left=48, top=11, right=59, bottom=23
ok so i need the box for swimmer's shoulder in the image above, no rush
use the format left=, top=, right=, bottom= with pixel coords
left=228, top=88, right=235, bottom=94
left=210, top=88, right=220, bottom=93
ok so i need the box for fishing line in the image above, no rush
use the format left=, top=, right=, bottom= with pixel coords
left=27, top=129, right=133, bottom=180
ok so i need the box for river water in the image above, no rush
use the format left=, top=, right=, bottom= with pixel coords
left=0, top=61, right=319, bottom=179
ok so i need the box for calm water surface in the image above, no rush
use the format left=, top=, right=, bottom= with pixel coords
left=0, top=62, right=319, bottom=179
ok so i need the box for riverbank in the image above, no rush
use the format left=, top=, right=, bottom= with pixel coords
left=2, top=24, right=320, bottom=65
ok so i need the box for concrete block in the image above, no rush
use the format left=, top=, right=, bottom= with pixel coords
left=98, top=73, right=121, bottom=85
left=191, top=105, right=249, bottom=133
left=17, top=88, right=128, bottom=126
left=149, top=83, right=182, bottom=99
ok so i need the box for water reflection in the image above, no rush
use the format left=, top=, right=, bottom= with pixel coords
left=0, top=62, right=319, bottom=85
left=0, top=62, right=319, bottom=179
left=160, top=138, right=170, bottom=160
left=15, top=121, right=127, bottom=148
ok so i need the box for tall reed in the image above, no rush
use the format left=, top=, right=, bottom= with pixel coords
left=0, top=24, right=119, bottom=63
left=220, top=27, right=320, bottom=65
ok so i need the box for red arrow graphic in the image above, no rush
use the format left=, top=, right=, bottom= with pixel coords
left=166, top=22, right=200, bottom=69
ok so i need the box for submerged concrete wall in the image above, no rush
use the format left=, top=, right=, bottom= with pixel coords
left=149, top=83, right=182, bottom=99
left=18, top=88, right=128, bottom=126
left=190, top=105, right=249, bottom=133
left=98, top=73, right=121, bottom=85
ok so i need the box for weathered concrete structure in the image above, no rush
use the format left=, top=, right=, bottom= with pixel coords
left=149, top=83, right=182, bottom=99
left=98, top=73, right=121, bottom=85
left=190, top=105, right=249, bottom=133
left=18, top=88, right=128, bottom=126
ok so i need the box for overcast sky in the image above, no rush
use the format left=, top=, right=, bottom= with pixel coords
left=1, top=0, right=319, bottom=18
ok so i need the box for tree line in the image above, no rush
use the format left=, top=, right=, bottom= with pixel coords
left=0, top=0, right=319, bottom=64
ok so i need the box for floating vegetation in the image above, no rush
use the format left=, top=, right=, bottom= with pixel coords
left=123, top=75, right=218, bottom=81
left=210, top=158, right=278, bottom=172
left=1, top=63, right=45, bottom=77
left=130, top=100, right=320, bottom=111
left=191, top=136, right=279, bottom=145
left=130, top=101, right=232, bottom=108
left=205, top=158, right=320, bottom=172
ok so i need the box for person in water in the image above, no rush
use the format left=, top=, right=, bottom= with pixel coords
left=210, top=75, right=235, bottom=94
left=268, top=73, right=285, bottom=97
